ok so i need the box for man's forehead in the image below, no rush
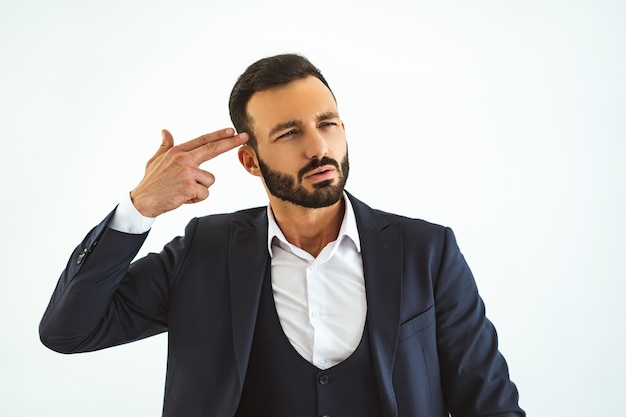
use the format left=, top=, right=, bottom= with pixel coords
left=246, top=76, right=338, bottom=129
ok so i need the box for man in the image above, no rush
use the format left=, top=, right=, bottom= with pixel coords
left=40, top=54, right=524, bottom=416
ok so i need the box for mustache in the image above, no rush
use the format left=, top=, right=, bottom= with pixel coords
left=297, top=157, right=340, bottom=183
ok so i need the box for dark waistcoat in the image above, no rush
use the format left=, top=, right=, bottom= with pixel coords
left=234, top=268, right=383, bottom=417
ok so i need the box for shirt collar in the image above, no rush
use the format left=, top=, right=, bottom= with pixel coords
left=266, top=192, right=361, bottom=257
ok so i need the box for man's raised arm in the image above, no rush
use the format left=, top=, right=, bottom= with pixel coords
left=39, top=128, right=248, bottom=353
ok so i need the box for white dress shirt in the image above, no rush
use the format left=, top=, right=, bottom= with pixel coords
left=109, top=193, right=367, bottom=370
left=267, top=195, right=366, bottom=369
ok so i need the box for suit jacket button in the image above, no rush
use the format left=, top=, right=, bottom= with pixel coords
left=76, top=248, right=88, bottom=264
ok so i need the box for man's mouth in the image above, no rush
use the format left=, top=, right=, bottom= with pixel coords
left=304, top=166, right=336, bottom=182
left=297, top=157, right=340, bottom=182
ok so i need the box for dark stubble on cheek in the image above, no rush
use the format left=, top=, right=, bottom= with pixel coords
left=258, top=153, right=349, bottom=209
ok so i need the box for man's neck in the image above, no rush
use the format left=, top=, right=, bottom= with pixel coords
left=269, top=197, right=345, bottom=258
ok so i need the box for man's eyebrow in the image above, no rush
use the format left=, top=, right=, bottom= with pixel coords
left=268, top=112, right=341, bottom=138
left=268, top=120, right=301, bottom=138
left=317, top=111, right=340, bottom=121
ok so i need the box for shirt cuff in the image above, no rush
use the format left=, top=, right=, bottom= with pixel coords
left=109, top=192, right=155, bottom=234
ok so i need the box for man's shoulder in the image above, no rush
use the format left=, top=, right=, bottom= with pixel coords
left=348, top=193, right=446, bottom=235
left=193, top=206, right=267, bottom=228
left=350, top=198, right=452, bottom=256
left=368, top=208, right=449, bottom=247
left=373, top=207, right=444, bottom=228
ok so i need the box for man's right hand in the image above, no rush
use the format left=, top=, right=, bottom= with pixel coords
left=130, top=128, right=249, bottom=218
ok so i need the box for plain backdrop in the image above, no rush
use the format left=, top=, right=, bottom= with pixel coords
left=1, top=0, right=624, bottom=415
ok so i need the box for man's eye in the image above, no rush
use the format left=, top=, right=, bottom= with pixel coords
left=277, top=130, right=297, bottom=140
left=320, top=122, right=337, bottom=128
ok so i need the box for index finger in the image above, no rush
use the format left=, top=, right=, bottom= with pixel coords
left=178, top=128, right=249, bottom=163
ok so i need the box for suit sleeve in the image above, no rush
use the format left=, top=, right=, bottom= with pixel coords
left=39, top=209, right=196, bottom=353
left=434, top=227, right=525, bottom=417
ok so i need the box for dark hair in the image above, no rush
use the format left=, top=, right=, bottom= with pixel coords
left=228, top=54, right=334, bottom=150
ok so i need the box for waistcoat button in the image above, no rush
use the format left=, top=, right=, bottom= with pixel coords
left=319, top=374, right=330, bottom=385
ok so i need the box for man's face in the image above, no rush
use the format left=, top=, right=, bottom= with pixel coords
left=245, top=76, right=349, bottom=208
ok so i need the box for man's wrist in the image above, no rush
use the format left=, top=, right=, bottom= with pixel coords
left=109, top=192, right=156, bottom=234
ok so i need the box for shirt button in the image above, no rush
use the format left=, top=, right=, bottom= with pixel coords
left=317, top=359, right=326, bottom=367
left=311, top=311, right=320, bottom=319
left=319, top=375, right=330, bottom=385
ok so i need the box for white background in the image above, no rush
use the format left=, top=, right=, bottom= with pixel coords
left=1, top=0, right=624, bottom=415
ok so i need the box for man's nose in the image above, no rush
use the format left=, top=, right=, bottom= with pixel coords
left=304, top=129, right=329, bottom=160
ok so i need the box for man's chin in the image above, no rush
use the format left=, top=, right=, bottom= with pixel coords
left=272, top=185, right=344, bottom=209
left=312, top=179, right=334, bottom=189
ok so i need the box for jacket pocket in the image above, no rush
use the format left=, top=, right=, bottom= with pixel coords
left=398, top=306, right=435, bottom=342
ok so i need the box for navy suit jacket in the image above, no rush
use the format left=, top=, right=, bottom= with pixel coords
left=40, top=193, right=524, bottom=416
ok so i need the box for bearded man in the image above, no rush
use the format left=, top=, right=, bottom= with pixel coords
left=40, top=54, right=524, bottom=417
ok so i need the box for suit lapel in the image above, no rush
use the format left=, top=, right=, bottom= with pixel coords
left=228, top=208, right=270, bottom=392
left=226, top=197, right=402, bottom=416
left=349, top=193, right=402, bottom=417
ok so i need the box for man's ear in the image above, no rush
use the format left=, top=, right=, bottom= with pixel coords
left=238, top=145, right=262, bottom=177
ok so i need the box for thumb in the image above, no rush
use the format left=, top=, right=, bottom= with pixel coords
left=160, top=129, right=174, bottom=150
left=152, top=129, right=174, bottom=156
left=146, top=129, right=175, bottom=166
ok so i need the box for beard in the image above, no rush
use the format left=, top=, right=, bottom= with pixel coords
left=257, top=152, right=349, bottom=209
